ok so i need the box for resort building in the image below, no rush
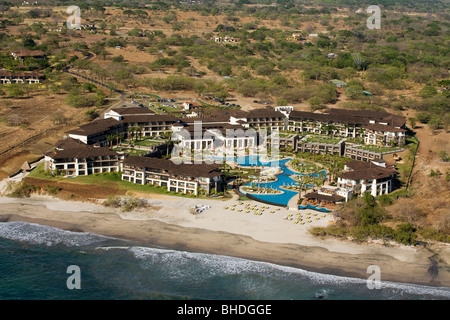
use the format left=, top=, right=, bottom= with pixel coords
left=172, top=122, right=258, bottom=152
left=121, top=114, right=178, bottom=138
left=214, top=35, right=240, bottom=43
left=104, top=107, right=155, bottom=121
left=66, top=106, right=406, bottom=163
left=66, top=118, right=123, bottom=146
left=44, top=138, right=122, bottom=176
left=42, top=105, right=409, bottom=201
left=10, top=50, right=46, bottom=61
left=275, top=106, right=294, bottom=118
left=0, top=71, right=44, bottom=84
left=121, top=156, right=223, bottom=195
left=66, top=112, right=178, bottom=146
left=273, top=133, right=299, bottom=151
left=242, top=109, right=286, bottom=131
left=183, top=100, right=203, bottom=110
left=343, top=144, right=384, bottom=162
left=296, top=136, right=345, bottom=156
left=305, top=186, right=353, bottom=203
left=287, top=109, right=406, bottom=147
left=337, top=160, right=396, bottom=197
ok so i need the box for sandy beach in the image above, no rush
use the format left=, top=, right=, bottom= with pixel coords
left=0, top=193, right=449, bottom=288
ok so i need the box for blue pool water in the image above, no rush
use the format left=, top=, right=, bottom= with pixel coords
left=298, top=204, right=332, bottom=213
left=234, top=156, right=326, bottom=206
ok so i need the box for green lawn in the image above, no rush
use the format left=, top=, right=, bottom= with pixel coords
left=113, top=147, right=149, bottom=156
left=354, top=145, right=402, bottom=153
left=133, top=139, right=165, bottom=147
left=395, top=136, right=419, bottom=184
left=304, top=135, right=342, bottom=144
left=159, top=106, right=181, bottom=113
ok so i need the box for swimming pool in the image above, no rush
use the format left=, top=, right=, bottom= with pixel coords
left=235, top=155, right=327, bottom=207
left=298, top=204, right=332, bottom=213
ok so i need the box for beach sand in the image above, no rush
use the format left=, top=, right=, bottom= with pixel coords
left=0, top=194, right=449, bottom=288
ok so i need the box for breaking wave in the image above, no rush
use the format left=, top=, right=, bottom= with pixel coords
left=0, top=221, right=113, bottom=247
left=121, top=246, right=450, bottom=300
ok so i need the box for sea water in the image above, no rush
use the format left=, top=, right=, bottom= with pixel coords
left=0, top=221, right=449, bottom=300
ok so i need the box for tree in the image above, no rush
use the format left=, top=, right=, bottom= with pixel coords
left=6, top=84, right=25, bottom=98
left=418, top=85, right=437, bottom=99
left=346, top=86, right=364, bottom=100
left=307, top=96, right=322, bottom=111
left=316, top=83, right=337, bottom=104
left=160, top=131, right=172, bottom=157
left=137, top=125, right=144, bottom=141
left=416, top=112, right=431, bottom=124
left=351, top=52, right=368, bottom=71
left=408, top=117, right=417, bottom=129
left=84, top=109, right=99, bottom=120
left=107, top=134, right=114, bottom=147
left=357, top=192, right=385, bottom=227
left=116, top=132, right=124, bottom=146
left=128, top=126, right=136, bottom=141
left=22, top=37, right=36, bottom=49
left=394, top=223, right=417, bottom=245
left=428, top=116, right=441, bottom=130
left=112, top=55, right=124, bottom=63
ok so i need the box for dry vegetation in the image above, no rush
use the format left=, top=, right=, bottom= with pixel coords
left=0, top=1, right=449, bottom=241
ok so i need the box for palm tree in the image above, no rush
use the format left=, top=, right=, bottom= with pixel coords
left=321, top=123, right=330, bottom=135
left=117, top=132, right=124, bottom=146
left=343, top=123, right=350, bottom=137
left=358, top=127, right=365, bottom=140
left=107, top=134, right=114, bottom=148
left=137, top=125, right=144, bottom=141
left=127, top=126, right=136, bottom=142
left=312, top=170, right=317, bottom=192
left=329, top=124, right=337, bottom=138
left=160, top=131, right=172, bottom=157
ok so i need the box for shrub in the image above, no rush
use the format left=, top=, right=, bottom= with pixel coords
left=429, top=169, right=441, bottom=177
left=45, top=185, right=61, bottom=195
left=394, top=223, right=417, bottom=245
left=309, top=226, right=348, bottom=238
left=102, top=194, right=122, bottom=208
left=416, top=112, right=431, bottom=124
left=418, top=228, right=450, bottom=243
left=102, top=195, right=149, bottom=212
left=378, top=195, right=393, bottom=206
left=438, top=151, right=449, bottom=162
left=7, top=183, right=38, bottom=198
left=418, top=85, right=437, bottom=99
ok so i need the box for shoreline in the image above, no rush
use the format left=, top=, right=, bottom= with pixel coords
left=0, top=194, right=449, bottom=289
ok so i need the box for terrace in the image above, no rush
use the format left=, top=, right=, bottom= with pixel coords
left=302, top=135, right=343, bottom=145
left=350, top=144, right=403, bottom=154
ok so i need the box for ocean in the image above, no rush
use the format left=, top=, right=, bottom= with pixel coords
left=0, top=221, right=449, bottom=300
